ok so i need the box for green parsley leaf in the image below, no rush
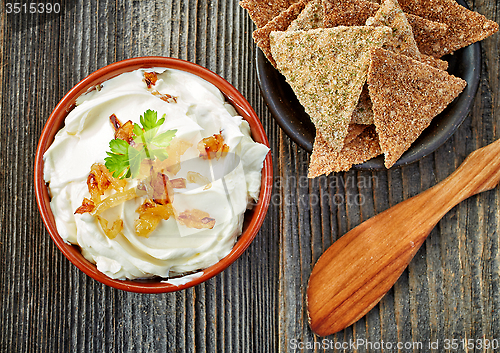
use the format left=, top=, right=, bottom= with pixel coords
left=153, top=130, right=178, bottom=147
left=104, top=110, right=177, bottom=179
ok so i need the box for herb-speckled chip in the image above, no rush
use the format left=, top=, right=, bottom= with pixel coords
left=270, top=26, right=391, bottom=154
left=366, top=0, right=448, bottom=70
left=288, top=0, right=323, bottom=31
left=351, top=86, right=374, bottom=125
left=366, top=0, right=421, bottom=60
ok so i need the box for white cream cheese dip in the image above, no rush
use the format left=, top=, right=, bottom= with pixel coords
left=43, top=68, right=269, bottom=280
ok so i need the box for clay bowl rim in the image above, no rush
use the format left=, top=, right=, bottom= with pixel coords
left=34, top=56, right=273, bottom=293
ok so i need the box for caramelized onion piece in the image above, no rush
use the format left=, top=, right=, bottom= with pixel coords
left=177, top=209, right=215, bottom=229
left=170, top=178, right=187, bottom=189
left=143, top=71, right=158, bottom=88
left=96, top=216, right=123, bottom=239
left=77, top=163, right=128, bottom=214
left=109, top=113, right=122, bottom=132
left=87, top=163, right=127, bottom=203
left=197, top=132, right=229, bottom=160
left=75, top=198, right=95, bottom=214
left=151, top=90, right=177, bottom=103
left=137, top=200, right=175, bottom=218
left=134, top=214, right=162, bottom=238
left=143, top=71, right=177, bottom=102
left=96, top=163, right=127, bottom=192
left=154, top=139, right=191, bottom=175
left=134, top=200, right=174, bottom=237
left=186, top=171, right=211, bottom=190
left=137, top=172, right=174, bottom=205
left=87, top=170, right=102, bottom=202
left=115, top=121, right=135, bottom=145
left=91, top=188, right=137, bottom=216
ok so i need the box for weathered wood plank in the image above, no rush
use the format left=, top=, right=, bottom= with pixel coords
left=0, top=0, right=499, bottom=352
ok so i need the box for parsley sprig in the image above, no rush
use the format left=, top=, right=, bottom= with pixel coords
left=104, top=110, right=177, bottom=179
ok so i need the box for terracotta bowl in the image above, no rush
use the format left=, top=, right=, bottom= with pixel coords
left=34, top=57, right=273, bottom=293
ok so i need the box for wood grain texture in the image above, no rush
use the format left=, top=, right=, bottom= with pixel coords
left=307, top=139, right=500, bottom=336
left=0, top=0, right=498, bottom=352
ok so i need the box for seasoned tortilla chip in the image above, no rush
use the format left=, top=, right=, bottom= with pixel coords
left=351, top=86, right=374, bottom=124
left=405, top=14, right=448, bottom=57
left=365, top=0, right=452, bottom=72
left=345, top=124, right=368, bottom=144
left=421, top=54, right=448, bottom=70
left=323, top=0, right=379, bottom=27
left=322, top=0, right=448, bottom=58
left=398, top=0, right=499, bottom=57
left=367, top=47, right=467, bottom=168
left=366, top=0, right=421, bottom=60
left=365, top=0, right=448, bottom=70
left=288, top=0, right=323, bottom=31
left=308, top=126, right=381, bottom=177
left=253, top=1, right=307, bottom=67
left=239, top=0, right=301, bottom=28
left=270, top=26, right=391, bottom=154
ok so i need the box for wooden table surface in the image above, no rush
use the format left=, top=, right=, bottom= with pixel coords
left=1, top=1, right=499, bottom=352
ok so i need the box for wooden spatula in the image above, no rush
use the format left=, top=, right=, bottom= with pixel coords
left=307, top=139, right=500, bottom=336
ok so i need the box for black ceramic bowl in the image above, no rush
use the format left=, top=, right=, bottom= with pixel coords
left=256, top=0, right=481, bottom=170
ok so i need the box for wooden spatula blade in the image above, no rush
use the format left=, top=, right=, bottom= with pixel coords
left=307, top=234, right=425, bottom=336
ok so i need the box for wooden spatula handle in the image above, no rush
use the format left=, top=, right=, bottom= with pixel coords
left=442, top=138, right=500, bottom=197
left=424, top=138, right=500, bottom=220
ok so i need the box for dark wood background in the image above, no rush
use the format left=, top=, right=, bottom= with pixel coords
left=1, top=0, right=499, bottom=352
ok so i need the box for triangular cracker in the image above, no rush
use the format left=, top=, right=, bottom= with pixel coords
left=421, top=54, right=448, bottom=70
left=322, top=0, right=448, bottom=58
left=405, top=13, right=448, bottom=57
left=323, top=0, right=380, bottom=27
left=366, top=0, right=421, bottom=60
left=270, top=26, right=391, bottom=154
left=253, top=1, right=307, bottom=67
left=365, top=0, right=448, bottom=70
left=345, top=124, right=369, bottom=144
left=398, top=0, right=498, bottom=57
left=239, top=0, right=301, bottom=28
left=367, top=47, right=467, bottom=168
left=288, top=0, right=324, bottom=31
left=309, top=126, right=382, bottom=177
left=351, top=86, right=374, bottom=124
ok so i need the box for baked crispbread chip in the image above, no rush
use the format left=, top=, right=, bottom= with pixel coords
left=351, top=86, right=374, bottom=124
left=421, top=54, right=448, bottom=70
left=239, top=0, right=301, bottom=28
left=345, top=124, right=368, bottom=144
left=366, top=0, right=421, bottom=60
left=287, top=9, right=376, bottom=126
left=322, top=0, right=448, bottom=58
left=253, top=1, right=307, bottom=67
left=323, top=0, right=380, bottom=27
left=286, top=3, right=377, bottom=125
left=367, top=47, right=467, bottom=168
left=308, top=126, right=381, bottom=177
left=288, top=0, right=323, bottom=31
left=365, top=0, right=449, bottom=70
left=398, top=0, right=499, bottom=57
left=405, top=13, right=448, bottom=57
left=270, top=26, right=391, bottom=154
